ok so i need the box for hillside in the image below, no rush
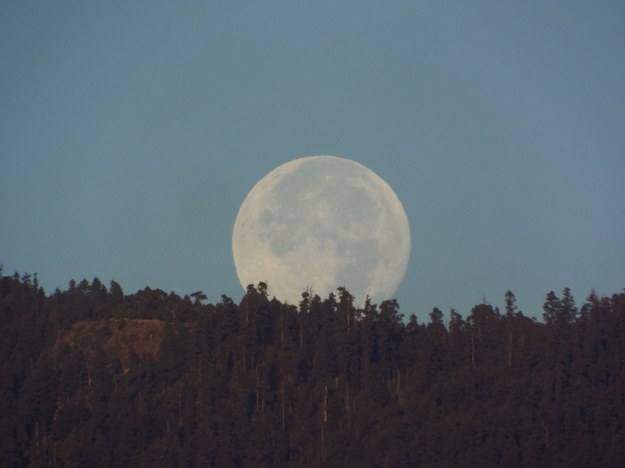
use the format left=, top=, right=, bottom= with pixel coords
left=49, top=319, right=166, bottom=370
left=1, top=272, right=625, bottom=466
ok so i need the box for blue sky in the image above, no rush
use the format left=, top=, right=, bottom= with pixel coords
left=2, top=1, right=624, bottom=321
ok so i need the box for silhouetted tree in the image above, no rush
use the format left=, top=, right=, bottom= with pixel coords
left=2, top=269, right=625, bottom=466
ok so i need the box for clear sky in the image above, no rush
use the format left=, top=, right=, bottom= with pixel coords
left=2, top=1, right=624, bottom=321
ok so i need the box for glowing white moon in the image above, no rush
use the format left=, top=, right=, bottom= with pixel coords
left=232, top=155, right=410, bottom=304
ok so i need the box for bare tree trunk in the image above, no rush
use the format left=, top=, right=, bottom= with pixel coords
left=471, top=333, right=476, bottom=367
left=321, top=384, right=328, bottom=462
left=281, top=382, right=286, bottom=431
left=507, top=332, right=513, bottom=368
left=280, top=305, right=285, bottom=348
left=178, top=393, right=182, bottom=426
left=323, top=384, right=328, bottom=423
left=255, top=367, right=261, bottom=414
left=347, top=301, right=351, bottom=334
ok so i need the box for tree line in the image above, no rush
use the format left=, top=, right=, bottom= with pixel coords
left=1, top=268, right=624, bottom=466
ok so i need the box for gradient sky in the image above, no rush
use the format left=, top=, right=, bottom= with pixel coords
left=2, top=1, right=624, bottom=321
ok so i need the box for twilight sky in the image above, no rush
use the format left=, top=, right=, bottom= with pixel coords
left=2, top=1, right=624, bottom=321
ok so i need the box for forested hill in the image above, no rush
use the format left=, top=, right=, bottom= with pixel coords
left=2, top=272, right=625, bottom=467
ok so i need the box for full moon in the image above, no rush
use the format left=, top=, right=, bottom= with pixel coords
left=232, top=155, right=410, bottom=305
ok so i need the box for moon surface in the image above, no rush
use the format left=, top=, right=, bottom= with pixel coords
left=232, top=155, right=410, bottom=305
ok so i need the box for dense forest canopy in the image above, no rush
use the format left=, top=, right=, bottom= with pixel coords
left=1, top=267, right=625, bottom=466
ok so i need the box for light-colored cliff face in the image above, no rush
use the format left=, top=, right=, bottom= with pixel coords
left=49, top=318, right=168, bottom=373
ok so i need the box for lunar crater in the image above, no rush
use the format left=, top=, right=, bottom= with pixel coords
left=232, top=155, right=410, bottom=305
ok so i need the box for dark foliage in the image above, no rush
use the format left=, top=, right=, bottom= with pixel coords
left=1, top=271, right=625, bottom=467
